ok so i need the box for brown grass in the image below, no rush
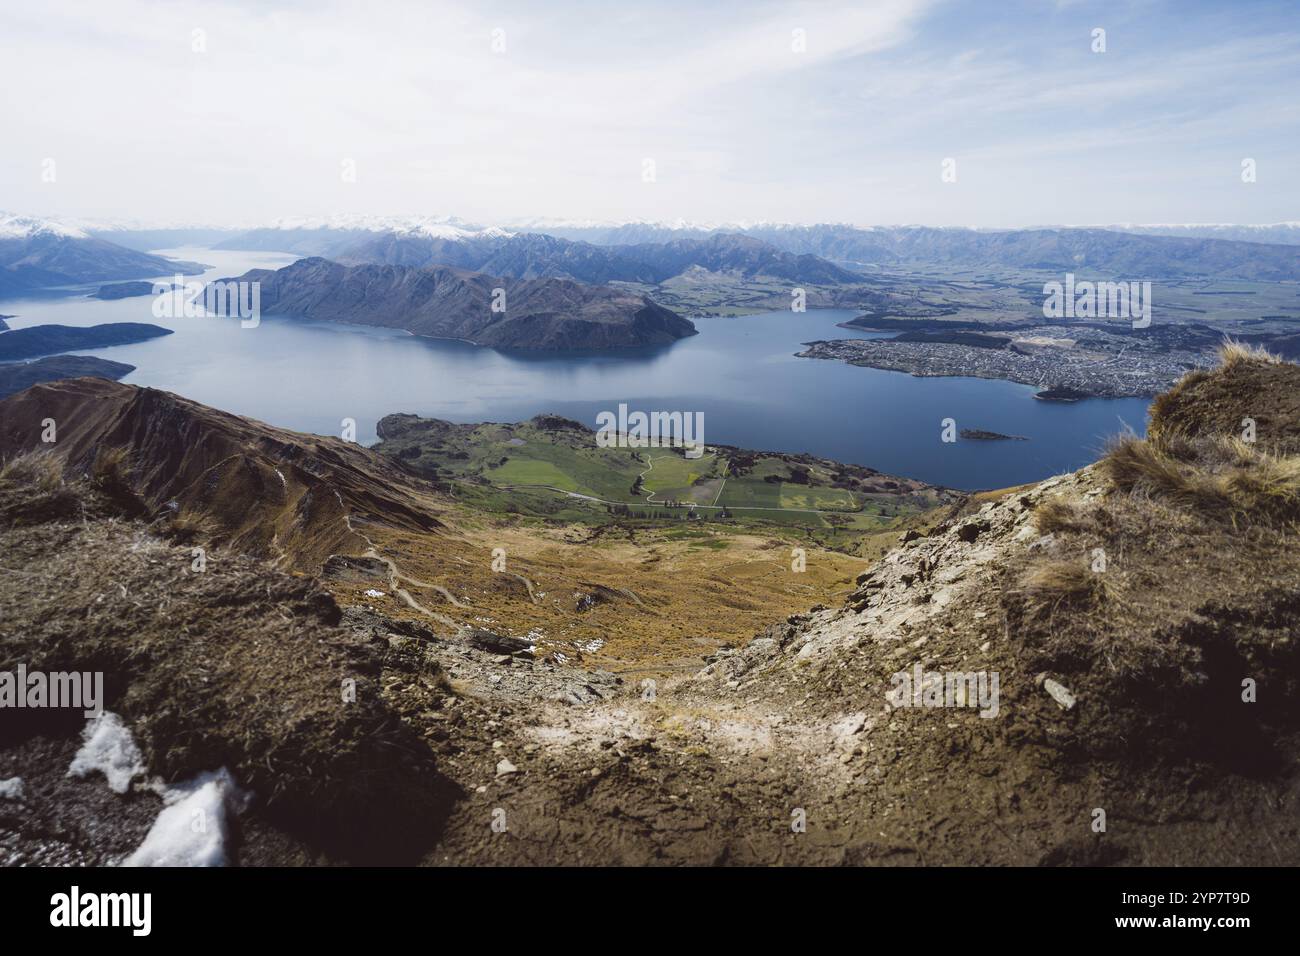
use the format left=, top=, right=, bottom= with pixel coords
left=1101, top=431, right=1300, bottom=524
left=90, top=446, right=147, bottom=517
left=1014, top=557, right=1112, bottom=610
left=1033, top=497, right=1089, bottom=535
left=0, top=453, right=82, bottom=526
left=161, top=507, right=218, bottom=543
left=0, top=452, right=64, bottom=493
left=1218, top=338, right=1282, bottom=368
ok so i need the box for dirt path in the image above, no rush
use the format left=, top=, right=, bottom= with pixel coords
left=335, top=490, right=462, bottom=631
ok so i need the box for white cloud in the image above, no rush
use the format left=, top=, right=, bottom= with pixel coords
left=0, top=0, right=1295, bottom=227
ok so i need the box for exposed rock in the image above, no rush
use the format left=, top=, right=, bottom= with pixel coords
left=1041, top=677, right=1078, bottom=711
left=463, top=628, right=533, bottom=656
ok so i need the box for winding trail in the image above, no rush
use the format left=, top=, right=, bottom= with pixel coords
left=334, top=490, right=462, bottom=631
left=501, top=570, right=541, bottom=604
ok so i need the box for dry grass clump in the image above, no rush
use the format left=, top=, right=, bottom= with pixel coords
left=1218, top=338, right=1282, bottom=369
left=0, top=453, right=83, bottom=526
left=1101, top=431, right=1300, bottom=525
left=90, top=446, right=147, bottom=517
left=0, top=451, right=64, bottom=492
left=160, top=507, right=218, bottom=543
left=1032, top=496, right=1104, bottom=536
left=1013, top=557, right=1114, bottom=612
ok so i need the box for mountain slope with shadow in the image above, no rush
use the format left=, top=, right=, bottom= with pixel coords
left=0, top=377, right=441, bottom=568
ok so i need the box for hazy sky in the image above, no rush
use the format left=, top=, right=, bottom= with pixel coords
left=2, top=0, right=1297, bottom=228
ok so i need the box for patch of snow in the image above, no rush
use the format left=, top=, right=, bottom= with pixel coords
left=363, top=588, right=386, bottom=598
left=0, top=777, right=24, bottom=801
left=68, top=712, right=146, bottom=794
left=123, top=768, right=250, bottom=867
left=0, top=211, right=89, bottom=240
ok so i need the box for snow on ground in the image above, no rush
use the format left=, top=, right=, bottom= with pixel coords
left=68, top=712, right=145, bottom=794
left=123, top=769, right=250, bottom=867
left=61, top=712, right=250, bottom=866
left=0, top=777, right=24, bottom=800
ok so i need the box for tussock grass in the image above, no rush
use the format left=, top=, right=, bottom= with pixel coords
left=1014, top=558, right=1112, bottom=610
left=0, top=453, right=82, bottom=526
left=162, top=507, right=217, bottom=543
left=1033, top=497, right=1092, bottom=535
left=1101, top=431, right=1300, bottom=524
left=0, top=452, right=64, bottom=492
left=1218, top=338, right=1282, bottom=368
left=90, top=447, right=146, bottom=517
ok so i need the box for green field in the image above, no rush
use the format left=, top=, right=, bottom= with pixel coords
left=372, top=413, right=949, bottom=546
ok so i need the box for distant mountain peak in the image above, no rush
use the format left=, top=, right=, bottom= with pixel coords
left=0, top=211, right=90, bottom=240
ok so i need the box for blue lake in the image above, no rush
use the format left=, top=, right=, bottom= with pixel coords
left=0, top=247, right=1150, bottom=490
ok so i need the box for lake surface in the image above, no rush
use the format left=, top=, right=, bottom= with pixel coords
left=0, top=247, right=1150, bottom=490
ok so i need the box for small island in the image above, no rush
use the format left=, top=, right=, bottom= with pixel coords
left=90, top=281, right=164, bottom=300
left=960, top=428, right=1028, bottom=441
left=1032, top=386, right=1089, bottom=403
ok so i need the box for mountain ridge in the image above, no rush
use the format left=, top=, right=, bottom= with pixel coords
left=234, top=257, right=698, bottom=349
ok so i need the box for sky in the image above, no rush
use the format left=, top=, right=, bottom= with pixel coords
left=1, top=0, right=1297, bottom=228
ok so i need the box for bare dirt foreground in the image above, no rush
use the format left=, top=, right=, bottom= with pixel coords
left=2, top=350, right=1298, bottom=866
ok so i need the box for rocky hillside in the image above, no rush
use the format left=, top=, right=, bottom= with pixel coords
left=234, top=257, right=697, bottom=349
left=668, top=344, right=1299, bottom=863
left=0, top=462, right=466, bottom=864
